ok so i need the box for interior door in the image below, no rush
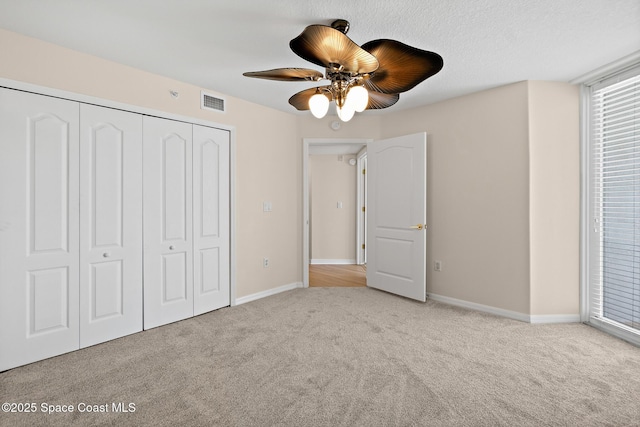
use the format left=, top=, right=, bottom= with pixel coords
left=192, top=125, right=230, bottom=315
left=366, top=133, right=427, bottom=301
left=0, top=88, right=80, bottom=370
left=79, top=104, right=143, bottom=347
left=143, top=116, right=193, bottom=329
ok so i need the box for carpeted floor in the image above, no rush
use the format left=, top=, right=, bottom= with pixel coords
left=1, top=287, right=639, bottom=426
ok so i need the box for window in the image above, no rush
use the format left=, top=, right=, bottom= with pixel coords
left=584, top=64, right=640, bottom=344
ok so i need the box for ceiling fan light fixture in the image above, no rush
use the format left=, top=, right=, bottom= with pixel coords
left=336, top=103, right=355, bottom=122
left=309, top=92, right=330, bottom=118
left=347, top=85, right=369, bottom=112
left=244, top=19, right=443, bottom=121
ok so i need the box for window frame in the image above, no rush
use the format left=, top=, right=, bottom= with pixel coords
left=579, top=56, right=640, bottom=346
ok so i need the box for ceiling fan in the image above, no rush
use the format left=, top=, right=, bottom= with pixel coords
left=243, top=19, right=443, bottom=122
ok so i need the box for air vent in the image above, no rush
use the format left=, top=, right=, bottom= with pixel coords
left=201, top=91, right=226, bottom=113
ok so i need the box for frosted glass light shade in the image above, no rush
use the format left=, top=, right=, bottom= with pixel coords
left=309, top=93, right=329, bottom=118
left=347, top=85, right=369, bottom=112
left=336, top=103, right=355, bottom=122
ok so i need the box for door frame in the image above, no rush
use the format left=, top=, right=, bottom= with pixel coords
left=356, top=147, right=367, bottom=265
left=0, top=77, right=238, bottom=306
left=302, top=137, right=372, bottom=287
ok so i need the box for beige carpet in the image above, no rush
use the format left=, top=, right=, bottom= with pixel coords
left=1, top=287, right=639, bottom=426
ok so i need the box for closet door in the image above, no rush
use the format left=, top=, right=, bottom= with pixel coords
left=0, top=88, right=80, bottom=371
left=193, top=125, right=230, bottom=315
left=79, top=105, right=143, bottom=348
left=143, top=116, right=193, bottom=329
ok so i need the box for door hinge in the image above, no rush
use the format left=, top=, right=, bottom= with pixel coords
left=362, top=206, right=366, bottom=212
left=362, top=168, right=366, bottom=175
left=362, top=244, right=365, bottom=249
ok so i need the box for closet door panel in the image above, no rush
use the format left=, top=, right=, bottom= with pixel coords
left=0, top=88, right=80, bottom=371
left=143, top=116, right=193, bottom=329
left=193, top=125, right=230, bottom=315
left=79, top=104, right=143, bottom=348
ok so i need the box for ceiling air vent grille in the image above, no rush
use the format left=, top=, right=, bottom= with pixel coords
left=201, top=91, right=226, bottom=113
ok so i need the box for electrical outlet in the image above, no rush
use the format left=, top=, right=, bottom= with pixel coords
left=263, top=257, right=269, bottom=268
left=434, top=260, right=443, bottom=272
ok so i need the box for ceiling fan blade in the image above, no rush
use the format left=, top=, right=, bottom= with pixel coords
left=243, top=68, right=324, bottom=82
left=290, top=25, right=379, bottom=74
left=361, top=39, right=443, bottom=94
left=365, top=89, right=400, bottom=110
left=288, top=86, right=333, bottom=111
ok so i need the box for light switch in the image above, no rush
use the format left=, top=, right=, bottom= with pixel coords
left=263, top=201, right=272, bottom=212
left=337, top=201, right=343, bottom=209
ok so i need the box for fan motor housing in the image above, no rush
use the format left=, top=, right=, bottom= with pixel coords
left=331, top=19, right=350, bottom=34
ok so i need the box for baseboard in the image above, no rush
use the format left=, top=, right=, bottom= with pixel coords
left=310, top=259, right=356, bottom=265
left=235, top=282, right=302, bottom=306
left=529, top=314, right=581, bottom=324
left=427, top=293, right=580, bottom=324
left=427, top=293, right=531, bottom=323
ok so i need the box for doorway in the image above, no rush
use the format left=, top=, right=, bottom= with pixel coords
left=303, top=138, right=372, bottom=287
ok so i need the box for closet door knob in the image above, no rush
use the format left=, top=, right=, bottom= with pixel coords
left=169, top=245, right=175, bottom=250
left=103, top=252, right=110, bottom=258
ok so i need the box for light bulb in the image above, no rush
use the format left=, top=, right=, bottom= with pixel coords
left=308, top=92, right=329, bottom=119
left=336, top=103, right=355, bottom=122
left=346, top=85, right=369, bottom=112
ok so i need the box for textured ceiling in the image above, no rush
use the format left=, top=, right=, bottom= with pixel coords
left=0, top=0, right=639, bottom=115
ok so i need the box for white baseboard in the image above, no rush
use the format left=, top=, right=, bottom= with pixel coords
left=427, top=293, right=530, bottom=322
left=529, top=314, right=581, bottom=324
left=427, top=293, right=580, bottom=324
left=310, top=259, right=356, bottom=265
left=234, top=282, right=302, bottom=306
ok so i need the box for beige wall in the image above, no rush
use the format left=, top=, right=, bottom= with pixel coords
left=297, top=114, right=382, bottom=140
left=0, top=28, right=301, bottom=298
left=381, top=83, right=532, bottom=314
left=309, top=155, right=358, bottom=261
left=527, top=81, right=580, bottom=316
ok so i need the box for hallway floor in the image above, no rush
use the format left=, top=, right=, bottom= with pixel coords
left=309, top=264, right=366, bottom=287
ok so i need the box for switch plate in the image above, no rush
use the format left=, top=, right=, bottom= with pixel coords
left=434, top=260, right=443, bottom=272
left=337, top=201, right=343, bottom=209
left=263, top=257, right=269, bottom=268
left=263, top=201, right=272, bottom=212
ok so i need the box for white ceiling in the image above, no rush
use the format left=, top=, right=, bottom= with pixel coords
left=1, top=0, right=638, bottom=115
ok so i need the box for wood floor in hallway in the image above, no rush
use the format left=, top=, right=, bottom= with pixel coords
left=309, top=264, right=367, bottom=287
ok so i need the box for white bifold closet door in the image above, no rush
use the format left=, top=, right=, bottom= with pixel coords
left=0, top=88, right=230, bottom=370
left=0, top=89, right=80, bottom=370
left=79, top=104, right=143, bottom=348
left=192, top=125, right=230, bottom=316
left=143, top=117, right=230, bottom=329
left=143, top=117, right=194, bottom=329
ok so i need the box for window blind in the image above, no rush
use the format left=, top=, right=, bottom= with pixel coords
left=589, top=66, right=640, bottom=332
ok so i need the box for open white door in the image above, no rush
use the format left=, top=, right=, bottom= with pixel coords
left=366, top=133, right=426, bottom=301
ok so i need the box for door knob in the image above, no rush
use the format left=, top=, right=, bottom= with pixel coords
left=409, top=224, right=424, bottom=230
left=169, top=245, right=175, bottom=250
left=103, top=252, right=110, bottom=258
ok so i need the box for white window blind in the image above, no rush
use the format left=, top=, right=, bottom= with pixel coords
left=589, top=66, right=640, bottom=334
